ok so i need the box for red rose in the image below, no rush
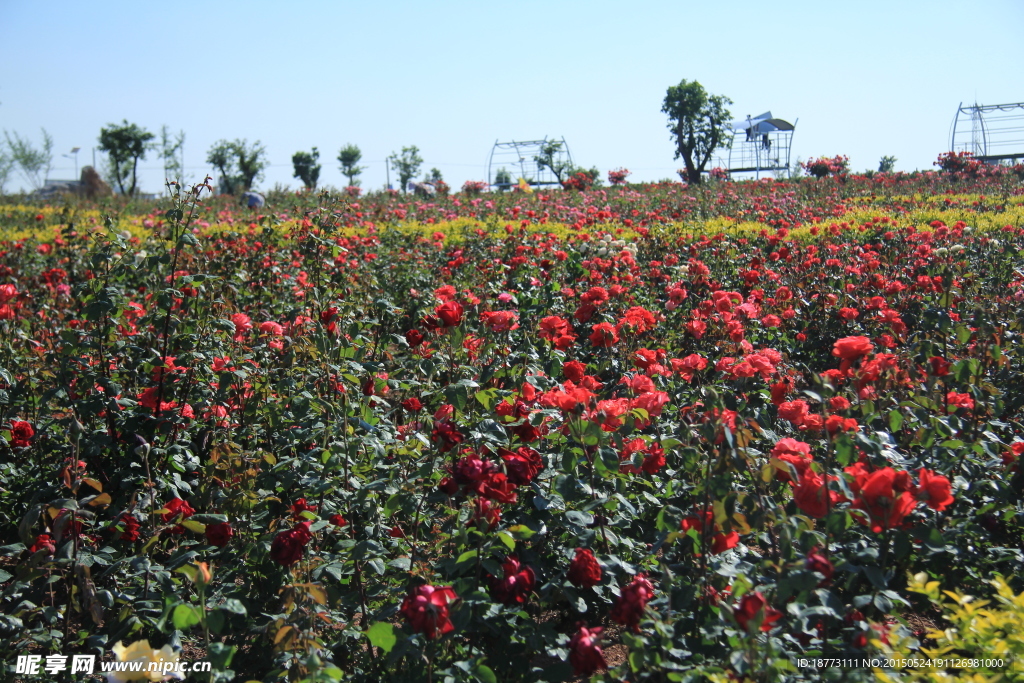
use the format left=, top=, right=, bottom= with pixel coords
left=270, top=521, right=313, bottom=566
left=290, top=498, right=318, bottom=520
left=9, top=420, right=34, bottom=447
left=588, top=322, right=619, bottom=348
left=499, top=446, right=544, bottom=486
left=435, top=300, right=464, bottom=327
left=30, top=534, right=56, bottom=554
left=402, top=397, right=423, bottom=412
left=205, top=522, right=233, bottom=547
left=405, top=329, right=424, bottom=347
left=329, top=514, right=348, bottom=527
left=734, top=591, right=782, bottom=632
left=568, top=625, right=607, bottom=676
left=567, top=548, right=602, bottom=588
left=400, top=584, right=458, bottom=639
left=852, top=467, right=917, bottom=532
left=916, top=468, right=954, bottom=511
left=609, top=573, right=655, bottom=631
left=805, top=546, right=834, bottom=585
left=489, top=556, right=536, bottom=605
left=770, top=438, right=813, bottom=482
left=832, top=335, right=874, bottom=360
left=792, top=469, right=838, bottom=518
left=480, top=310, right=519, bottom=332
left=162, top=498, right=195, bottom=522
left=118, top=514, right=141, bottom=542
left=562, top=360, right=586, bottom=383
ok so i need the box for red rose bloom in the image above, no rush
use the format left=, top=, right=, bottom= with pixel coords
left=568, top=625, right=607, bottom=676
left=588, top=322, right=619, bottom=348
left=567, top=548, right=602, bottom=588
left=805, top=546, right=834, bottom=586
left=329, top=514, right=348, bottom=527
left=9, top=420, right=34, bottom=448
left=609, top=573, right=655, bottom=631
left=162, top=498, right=195, bottom=522
left=916, top=468, right=954, bottom=511
left=290, top=498, right=318, bottom=520
left=489, top=556, right=536, bottom=605
left=270, top=521, right=313, bottom=566
left=562, top=360, right=586, bottom=383
left=30, top=534, right=56, bottom=554
left=499, top=446, right=544, bottom=485
left=405, top=329, right=424, bottom=347
left=851, top=467, right=917, bottom=532
left=435, top=300, right=464, bottom=327
left=832, top=335, right=874, bottom=361
left=205, top=522, right=233, bottom=547
left=402, top=397, right=423, bottom=412
left=734, top=591, right=782, bottom=632
left=118, top=514, right=141, bottom=542
left=400, top=584, right=458, bottom=639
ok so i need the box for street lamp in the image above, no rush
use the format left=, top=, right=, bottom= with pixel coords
left=63, top=147, right=81, bottom=179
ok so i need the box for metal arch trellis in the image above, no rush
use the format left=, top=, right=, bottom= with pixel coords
left=950, top=102, right=1024, bottom=163
left=488, top=138, right=573, bottom=189
left=724, top=112, right=796, bottom=179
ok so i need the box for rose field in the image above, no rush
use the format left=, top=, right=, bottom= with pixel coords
left=4, top=166, right=1024, bottom=682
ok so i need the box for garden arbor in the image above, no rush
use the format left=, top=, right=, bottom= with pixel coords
left=950, top=102, right=1024, bottom=164
left=488, top=138, right=573, bottom=190
left=726, top=112, right=796, bottom=179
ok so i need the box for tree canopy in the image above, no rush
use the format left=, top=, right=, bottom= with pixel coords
left=98, top=121, right=154, bottom=196
left=662, top=80, right=732, bottom=184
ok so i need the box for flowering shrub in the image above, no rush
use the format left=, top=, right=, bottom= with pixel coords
left=2, top=173, right=1024, bottom=681
left=461, top=180, right=488, bottom=195
left=803, top=155, right=850, bottom=178
left=561, top=170, right=596, bottom=191
left=607, top=168, right=630, bottom=185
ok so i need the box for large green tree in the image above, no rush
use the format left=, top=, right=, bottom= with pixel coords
left=98, top=121, right=155, bottom=195
left=292, top=147, right=321, bottom=190
left=388, top=146, right=423, bottom=193
left=206, top=139, right=267, bottom=194
left=337, top=144, right=364, bottom=187
left=662, top=80, right=732, bottom=184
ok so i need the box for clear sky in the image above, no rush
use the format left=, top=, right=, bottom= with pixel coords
left=1, top=0, right=1021, bottom=194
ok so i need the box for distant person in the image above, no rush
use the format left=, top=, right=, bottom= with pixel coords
left=241, top=191, right=265, bottom=208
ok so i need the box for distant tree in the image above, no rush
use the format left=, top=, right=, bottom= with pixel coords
left=493, top=167, right=512, bottom=190
left=3, top=128, right=54, bottom=191
left=425, top=167, right=444, bottom=183
left=160, top=126, right=186, bottom=185
left=97, top=121, right=155, bottom=196
left=878, top=155, right=897, bottom=173
left=662, top=80, right=732, bottom=184
left=389, top=146, right=423, bottom=193
left=206, top=139, right=268, bottom=194
left=235, top=140, right=267, bottom=192
left=0, top=142, right=13, bottom=194
left=337, top=144, right=364, bottom=186
left=534, top=140, right=572, bottom=183
left=292, top=147, right=321, bottom=190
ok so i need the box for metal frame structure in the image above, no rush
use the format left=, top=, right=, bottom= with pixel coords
left=725, top=112, right=796, bottom=179
left=950, top=102, right=1024, bottom=163
left=487, top=138, right=573, bottom=189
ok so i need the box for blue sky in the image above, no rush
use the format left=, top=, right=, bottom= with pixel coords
left=1, top=0, right=1021, bottom=194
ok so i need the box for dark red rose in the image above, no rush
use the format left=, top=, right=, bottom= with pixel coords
left=118, top=514, right=141, bottom=542
left=568, top=625, right=607, bottom=676
left=489, top=556, right=536, bottom=605
left=734, top=591, right=782, bottom=632
left=205, top=522, right=233, bottom=547
left=270, top=521, right=313, bottom=566
left=609, top=573, right=655, bottom=631
left=805, top=546, right=834, bottom=586
left=290, top=498, right=318, bottom=520
left=400, top=584, right=458, bottom=639
left=435, top=300, right=464, bottom=327
left=402, top=397, right=423, bottom=412
left=162, top=498, right=195, bottom=522
left=405, top=329, right=424, bottom=347
left=567, top=548, right=602, bottom=588
left=30, top=534, right=56, bottom=554
left=10, top=420, right=34, bottom=447
left=500, top=446, right=544, bottom=486
left=329, top=514, right=348, bottom=527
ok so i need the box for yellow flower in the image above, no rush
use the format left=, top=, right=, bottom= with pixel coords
left=107, top=640, right=185, bottom=682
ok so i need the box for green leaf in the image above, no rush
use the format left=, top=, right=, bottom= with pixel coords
left=180, top=520, right=207, bottom=534
left=172, top=604, right=201, bottom=630
left=888, top=410, right=903, bottom=432
left=366, top=621, right=397, bottom=653
left=473, top=663, right=497, bottom=683
left=497, top=532, right=515, bottom=551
